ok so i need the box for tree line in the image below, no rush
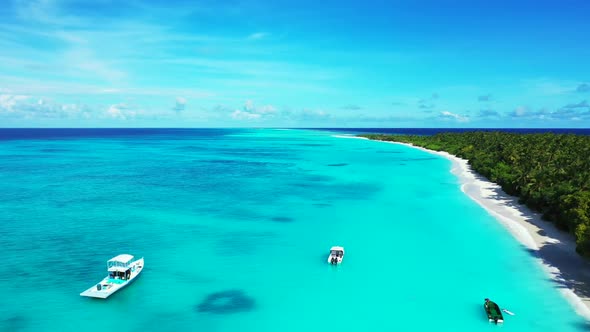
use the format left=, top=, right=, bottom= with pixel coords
left=360, top=132, right=590, bottom=257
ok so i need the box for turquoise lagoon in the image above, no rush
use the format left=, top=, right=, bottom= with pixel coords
left=0, top=128, right=587, bottom=331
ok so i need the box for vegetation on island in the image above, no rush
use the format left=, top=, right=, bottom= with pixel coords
left=360, top=132, right=590, bottom=257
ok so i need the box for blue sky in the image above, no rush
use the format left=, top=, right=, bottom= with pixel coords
left=1, top=0, right=589, bottom=127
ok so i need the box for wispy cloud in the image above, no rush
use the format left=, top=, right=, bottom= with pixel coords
left=63, top=48, right=127, bottom=82
left=2, top=1, right=339, bottom=100
left=439, top=110, right=468, bottom=122
left=0, top=74, right=215, bottom=98
left=4, top=1, right=132, bottom=84
left=505, top=101, right=590, bottom=121
left=510, top=105, right=529, bottom=117
left=0, top=93, right=92, bottom=119
left=0, top=94, right=29, bottom=113
left=478, top=94, right=492, bottom=102
left=348, top=114, right=420, bottom=123
left=173, top=97, right=187, bottom=112
left=341, top=104, right=362, bottom=110
left=522, top=79, right=577, bottom=96
left=231, top=110, right=261, bottom=120
left=285, top=108, right=332, bottom=122
left=0, top=93, right=176, bottom=122
left=247, top=32, right=269, bottom=40
left=106, top=103, right=130, bottom=120
left=418, top=103, right=435, bottom=109
left=418, top=93, right=439, bottom=110
left=478, top=109, right=500, bottom=118
left=564, top=100, right=588, bottom=109
left=3, top=1, right=590, bottom=127
left=550, top=108, right=583, bottom=120
left=231, top=100, right=276, bottom=121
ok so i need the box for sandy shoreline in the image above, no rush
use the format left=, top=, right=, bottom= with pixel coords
left=393, top=141, right=590, bottom=320
left=341, top=135, right=590, bottom=320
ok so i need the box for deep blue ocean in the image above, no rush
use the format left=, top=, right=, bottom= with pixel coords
left=310, top=127, right=590, bottom=135
left=0, top=128, right=588, bottom=331
left=1, top=128, right=589, bottom=141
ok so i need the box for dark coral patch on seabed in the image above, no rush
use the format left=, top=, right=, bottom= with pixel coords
left=196, top=290, right=256, bottom=314
left=313, top=203, right=332, bottom=207
left=271, top=216, right=294, bottom=223
left=1, top=315, right=27, bottom=331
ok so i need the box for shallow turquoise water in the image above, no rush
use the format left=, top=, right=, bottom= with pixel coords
left=0, top=128, right=587, bottom=331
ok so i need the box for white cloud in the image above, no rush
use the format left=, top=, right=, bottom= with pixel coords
left=258, top=105, right=276, bottom=114
left=341, top=104, right=362, bottom=110
left=230, top=100, right=276, bottom=121
left=106, top=104, right=126, bottom=119
left=0, top=94, right=29, bottom=112
left=100, top=88, right=121, bottom=94
left=244, top=99, right=255, bottom=112
left=418, top=93, right=439, bottom=110
left=439, top=110, right=469, bottom=122
left=231, top=109, right=261, bottom=120
left=173, top=97, right=187, bottom=111
left=507, top=103, right=590, bottom=121
left=1, top=92, right=194, bottom=123
left=281, top=108, right=333, bottom=122
left=478, top=94, right=492, bottom=102
left=247, top=32, right=269, bottom=40
left=512, top=106, right=528, bottom=117
left=105, top=103, right=145, bottom=120
left=0, top=93, right=92, bottom=119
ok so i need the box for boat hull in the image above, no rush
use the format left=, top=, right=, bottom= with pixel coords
left=80, top=257, right=144, bottom=299
left=484, top=300, right=504, bottom=323
left=327, top=254, right=343, bottom=264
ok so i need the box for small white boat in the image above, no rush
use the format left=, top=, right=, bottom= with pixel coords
left=327, top=246, right=345, bottom=264
left=80, top=254, right=144, bottom=299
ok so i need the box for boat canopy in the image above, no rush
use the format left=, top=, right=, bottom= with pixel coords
left=107, top=254, right=135, bottom=272
left=330, top=246, right=344, bottom=255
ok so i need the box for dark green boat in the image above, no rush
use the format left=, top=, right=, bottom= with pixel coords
left=484, top=298, right=504, bottom=324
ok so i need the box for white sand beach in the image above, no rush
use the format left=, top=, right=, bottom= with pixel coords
left=338, top=134, right=590, bottom=319
left=391, top=141, right=590, bottom=320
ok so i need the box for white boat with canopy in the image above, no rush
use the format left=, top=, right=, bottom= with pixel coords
left=80, top=254, right=144, bottom=299
left=327, top=246, right=344, bottom=264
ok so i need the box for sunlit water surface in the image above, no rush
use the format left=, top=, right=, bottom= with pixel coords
left=0, top=128, right=586, bottom=331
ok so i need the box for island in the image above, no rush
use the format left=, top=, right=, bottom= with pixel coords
left=360, top=131, right=590, bottom=317
left=360, top=132, right=590, bottom=256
